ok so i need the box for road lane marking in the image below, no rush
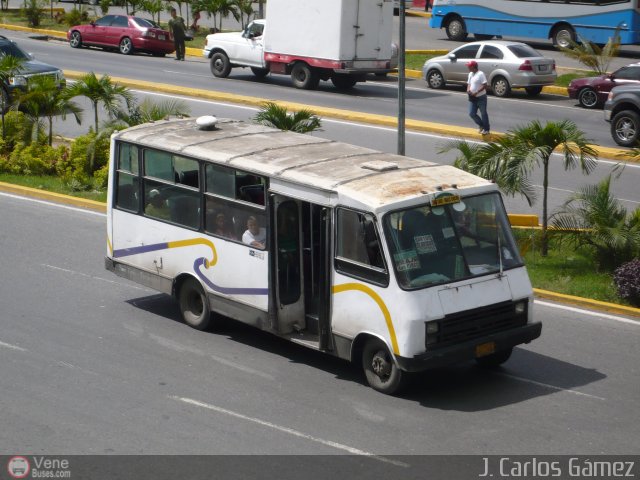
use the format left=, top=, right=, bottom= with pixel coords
left=171, top=395, right=409, bottom=467
left=535, top=300, right=640, bottom=325
left=0, top=192, right=106, bottom=216
left=497, top=372, right=606, bottom=401
left=42, top=264, right=151, bottom=291
left=0, top=340, right=27, bottom=352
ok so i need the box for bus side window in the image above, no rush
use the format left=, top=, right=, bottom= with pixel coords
left=335, top=208, right=387, bottom=286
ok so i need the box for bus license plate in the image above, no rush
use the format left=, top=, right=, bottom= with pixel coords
left=475, top=342, right=496, bottom=358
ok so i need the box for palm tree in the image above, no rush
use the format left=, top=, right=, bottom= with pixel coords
left=551, top=175, right=640, bottom=270
left=0, top=54, right=25, bottom=139
left=560, top=28, right=621, bottom=75
left=442, top=120, right=598, bottom=256
left=254, top=102, right=321, bottom=133
left=233, top=0, right=254, bottom=28
left=14, top=77, right=83, bottom=146
left=66, top=72, right=134, bottom=134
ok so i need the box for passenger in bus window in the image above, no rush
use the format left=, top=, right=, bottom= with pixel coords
left=145, top=189, right=170, bottom=220
left=212, top=212, right=237, bottom=239
left=242, top=215, right=266, bottom=249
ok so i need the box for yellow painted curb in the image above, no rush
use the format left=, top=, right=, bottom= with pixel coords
left=0, top=23, right=67, bottom=38
left=0, top=181, right=106, bottom=212
left=534, top=288, right=640, bottom=319
left=508, top=214, right=539, bottom=227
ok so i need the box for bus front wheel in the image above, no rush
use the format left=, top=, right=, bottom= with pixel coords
left=362, top=339, right=407, bottom=395
left=179, top=277, right=211, bottom=331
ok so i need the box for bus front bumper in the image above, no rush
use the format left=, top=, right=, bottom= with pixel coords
left=396, top=321, right=542, bottom=372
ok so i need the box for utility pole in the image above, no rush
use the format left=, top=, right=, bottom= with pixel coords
left=397, top=1, right=406, bottom=156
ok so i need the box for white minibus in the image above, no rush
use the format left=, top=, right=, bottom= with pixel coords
left=105, top=116, right=541, bottom=394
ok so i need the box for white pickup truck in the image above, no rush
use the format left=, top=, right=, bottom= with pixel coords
left=202, top=0, right=395, bottom=90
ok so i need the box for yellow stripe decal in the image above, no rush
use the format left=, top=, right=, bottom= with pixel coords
left=332, top=283, right=399, bottom=355
left=167, top=238, right=218, bottom=267
left=107, top=235, right=113, bottom=256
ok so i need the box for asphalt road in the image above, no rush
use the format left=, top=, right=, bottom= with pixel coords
left=1, top=193, right=639, bottom=460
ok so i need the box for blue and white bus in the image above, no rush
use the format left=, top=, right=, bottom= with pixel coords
left=429, top=0, right=640, bottom=48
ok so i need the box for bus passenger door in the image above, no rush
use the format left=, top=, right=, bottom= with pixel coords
left=271, top=195, right=331, bottom=349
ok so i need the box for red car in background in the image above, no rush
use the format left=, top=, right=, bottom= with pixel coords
left=67, top=15, right=175, bottom=56
left=568, top=62, right=640, bottom=109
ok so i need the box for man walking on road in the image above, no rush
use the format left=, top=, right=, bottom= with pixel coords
left=168, top=7, right=187, bottom=61
left=466, top=60, right=490, bottom=135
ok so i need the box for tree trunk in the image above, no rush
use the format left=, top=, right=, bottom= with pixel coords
left=541, top=158, right=550, bottom=256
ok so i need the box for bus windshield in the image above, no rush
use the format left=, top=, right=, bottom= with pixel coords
left=384, top=193, right=523, bottom=289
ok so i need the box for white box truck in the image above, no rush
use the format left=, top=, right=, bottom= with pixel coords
left=202, top=0, right=395, bottom=90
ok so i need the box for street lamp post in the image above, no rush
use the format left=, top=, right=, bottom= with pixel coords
left=397, top=1, right=406, bottom=156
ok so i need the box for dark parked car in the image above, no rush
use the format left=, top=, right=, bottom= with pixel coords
left=604, top=84, right=640, bottom=147
left=569, top=63, right=640, bottom=109
left=67, top=15, right=175, bottom=56
left=0, top=35, right=65, bottom=110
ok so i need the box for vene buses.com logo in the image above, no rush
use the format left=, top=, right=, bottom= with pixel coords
left=7, top=456, right=30, bottom=479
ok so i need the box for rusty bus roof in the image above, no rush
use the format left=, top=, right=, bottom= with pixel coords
left=113, top=117, right=493, bottom=208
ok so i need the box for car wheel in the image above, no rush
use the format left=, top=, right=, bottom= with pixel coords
left=491, top=76, right=511, bottom=97
left=291, top=62, right=319, bottom=90
left=362, top=338, right=407, bottom=395
left=178, top=277, right=211, bottom=330
left=552, top=25, right=575, bottom=48
left=445, top=17, right=468, bottom=41
left=578, top=87, right=599, bottom=108
left=210, top=52, right=231, bottom=78
left=250, top=67, right=269, bottom=78
left=611, top=110, right=640, bottom=147
left=475, top=347, right=513, bottom=368
left=69, top=31, right=82, bottom=49
left=331, top=74, right=357, bottom=90
left=426, top=69, right=445, bottom=89
left=525, top=86, right=543, bottom=97
left=119, top=37, right=133, bottom=55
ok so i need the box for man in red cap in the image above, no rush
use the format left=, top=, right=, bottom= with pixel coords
left=466, top=60, right=490, bottom=135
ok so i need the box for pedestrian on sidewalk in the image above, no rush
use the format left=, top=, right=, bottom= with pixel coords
left=425, top=1, right=432, bottom=11
left=466, top=60, right=490, bottom=135
left=168, top=7, right=187, bottom=61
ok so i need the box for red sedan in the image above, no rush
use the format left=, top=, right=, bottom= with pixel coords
left=67, top=15, right=175, bottom=56
left=568, top=62, right=640, bottom=109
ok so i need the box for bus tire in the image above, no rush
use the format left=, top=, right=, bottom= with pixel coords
left=426, top=69, right=445, bottom=89
left=178, top=277, right=211, bottom=331
left=362, top=339, right=407, bottom=395
left=445, top=17, right=468, bottom=42
left=210, top=52, right=231, bottom=78
left=552, top=25, right=575, bottom=49
left=291, top=62, right=319, bottom=90
left=475, top=347, right=513, bottom=368
left=611, top=110, right=640, bottom=147
left=491, top=76, right=511, bottom=97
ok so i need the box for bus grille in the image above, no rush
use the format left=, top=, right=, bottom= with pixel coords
left=425, top=300, right=527, bottom=349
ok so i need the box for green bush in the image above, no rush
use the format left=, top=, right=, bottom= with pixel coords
left=56, top=132, right=109, bottom=187
left=20, top=0, right=46, bottom=27
left=0, top=142, right=67, bottom=175
left=63, top=8, right=89, bottom=28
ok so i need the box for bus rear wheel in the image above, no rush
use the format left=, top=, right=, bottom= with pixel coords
left=362, top=339, right=407, bottom=395
left=552, top=25, right=575, bottom=48
left=179, top=277, right=211, bottom=331
left=445, top=17, right=468, bottom=41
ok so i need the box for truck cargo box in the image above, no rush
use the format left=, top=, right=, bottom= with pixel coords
left=264, top=0, right=393, bottom=63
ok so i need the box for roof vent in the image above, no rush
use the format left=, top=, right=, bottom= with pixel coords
left=361, top=160, right=398, bottom=172
left=196, top=115, right=218, bottom=131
